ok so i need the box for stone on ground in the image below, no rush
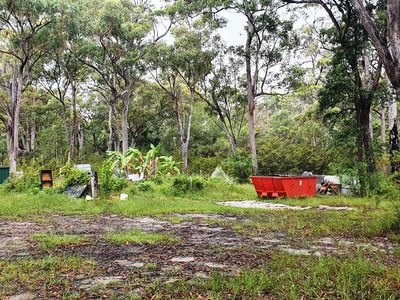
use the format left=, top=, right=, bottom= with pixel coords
left=171, top=256, right=195, bottom=263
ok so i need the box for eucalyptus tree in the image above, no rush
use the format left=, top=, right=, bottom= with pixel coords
left=232, top=0, right=297, bottom=175
left=148, top=24, right=214, bottom=171
left=0, top=0, right=61, bottom=173
left=128, top=81, right=172, bottom=148
left=77, top=0, right=160, bottom=154
left=284, top=0, right=400, bottom=175
left=350, top=0, right=400, bottom=97
left=196, top=47, right=247, bottom=153
left=285, top=0, right=383, bottom=193
left=39, top=52, right=87, bottom=159
left=349, top=0, right=400, bottom=172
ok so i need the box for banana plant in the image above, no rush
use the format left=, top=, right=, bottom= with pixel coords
left=106, top=148, right=142, bottom=177
left=159, top=156, right=181, bottom=176
left=107, top=144, right=179, bottom=179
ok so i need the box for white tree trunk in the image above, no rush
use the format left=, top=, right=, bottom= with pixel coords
left=121, top=92, right=130, bottom=154
left=380, top=101, right=386, bottom=148
left=7, top=65, right=23, bottom=173
left=389, top=98, right=397, bottom=131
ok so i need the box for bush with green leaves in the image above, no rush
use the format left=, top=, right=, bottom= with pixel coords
left=98, top=161, right=127, bottom=194
left=107, top=144, right=180, bottom=179
left=172, top=175, right=206, bottom=194
left=188, top=156, right=221, bottom=176
left=222, top=154, right=252, bottom=183
left=59, top=163, right=90, bottom=188
left=1, top=159, right=41, bottom=192
left=159, top=156, right=180, bottom=176
left=137, top=181, right=155, bottom=192
left=122, top=183, right=139, bottom=195
left=2, top=173, right=39, bottom=193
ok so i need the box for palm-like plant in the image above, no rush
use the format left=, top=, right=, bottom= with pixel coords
left=107, top=144, right=179, bottom=179
left=159, top=156, right=181, bottom=176
left=107, top=148, right=142, bottom=177
left=142, top=144, right=161, bottom=179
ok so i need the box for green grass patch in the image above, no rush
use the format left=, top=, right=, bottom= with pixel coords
left=159, top=216, right=195, bottom=224
left=1, top=184, right=400, bottom=241
left=229, top=209, right=392, bottom=239
left=139, top=253, right=400, bottom=299
left=207, top=254, right=400, bottom=299
left=0, top=255, right=96, bottom=297
left=0, top=182, right=256, bottom=218
left=31, top=233, right=86, bottom=251
left=105, top=229, right=179, bottom=245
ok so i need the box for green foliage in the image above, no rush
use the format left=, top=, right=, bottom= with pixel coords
left=31, top=233, right=86, bottom=251
left=1, top=159, right=41, bottom=192
left=59, top=163, right=90, bottom=188
left=107, top=144, right=180, bottom=180
left=159, top=156, right=180, bottom=176
left=137, top=181, right=155, bottom=192
left=106, top=148, right=139, bottom=177
left=222, top=154, right=252, bottom=183
left=2, top=173, right=38, bottom=193
left=188, top=157, right=221, bottom=176
left=172, top=175, right=206, bottom=194
left=123, top=182, right=139, bottom=195
left=98, top=160, right=127, bottom=194
left=208, top=254, right=400, bottom=299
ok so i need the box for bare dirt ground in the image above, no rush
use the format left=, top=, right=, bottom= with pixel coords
left=0, top=213, right=397, bottom=299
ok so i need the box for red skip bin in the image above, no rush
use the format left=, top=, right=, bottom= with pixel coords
left=250, top=176, right=317, bottom=199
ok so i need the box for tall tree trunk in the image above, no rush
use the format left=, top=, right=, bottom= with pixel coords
left=7, top=65, right=23, bottom=173
left=247, top=93, right=258, bottom=174
left=77, top=121, right=84, bottom=157
left=222, top=122, right=237, bottom=153
left=121, top=91, right=130, bottom=155
left=380, top=100, right=388, bottom=174
left=351, top=0, right=400, bottom=94
left=245, top=22, right=258, bottom=175
left=179, top=89, right=194, bottom=172
left=113, top=102, right=120, bottom=152
left=107, top=101, right=114, bottom=151
left=107, top=96, right=119, bottom=152
left=389, top=92, right=399, bottom=173
left=21, top=128, right=28, bottom=153
left=30, top=125, right=36, bottom=151
left=380, top=101, right=386, bottom=148
left=70, top=82, right=77, bottom=159
left=29, top=96, right=36, bottom=152
left=61, top=104, right=74, bottom=160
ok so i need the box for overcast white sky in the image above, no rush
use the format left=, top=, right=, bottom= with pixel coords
left=152, top=1, right=324, bottom=47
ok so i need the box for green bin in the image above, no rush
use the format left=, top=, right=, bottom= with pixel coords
left=0, top=167, right=10, bottom=184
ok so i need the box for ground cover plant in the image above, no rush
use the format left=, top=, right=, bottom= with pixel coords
left=31, top=233, right=87, bottom=251
left=105, top=230, right=179, bottom=245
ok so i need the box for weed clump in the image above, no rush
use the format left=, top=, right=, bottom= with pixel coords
left=172, top=175, right=206, bottom=194
left=59, top=163, right=90, bottom=188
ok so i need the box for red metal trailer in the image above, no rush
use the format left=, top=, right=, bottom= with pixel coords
left=250, top=176, right=317, bottom=199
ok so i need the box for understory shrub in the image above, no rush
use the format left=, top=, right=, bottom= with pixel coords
left=222, top=154, right=252, bottom=183
left=188, top=157, right=221, bottom=176
left=59, top=163, right=90, bottom=188
left=172, top=175, right=206, bottom=194
left=2, top=173, right=39, bottom=193
left=123, top=183, right=138, bottom=195
left=137, top=181, right=154, bottom=192
left=98, top=161, right=127, bottom=194
left=2, top=159, right=41, bottom=192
